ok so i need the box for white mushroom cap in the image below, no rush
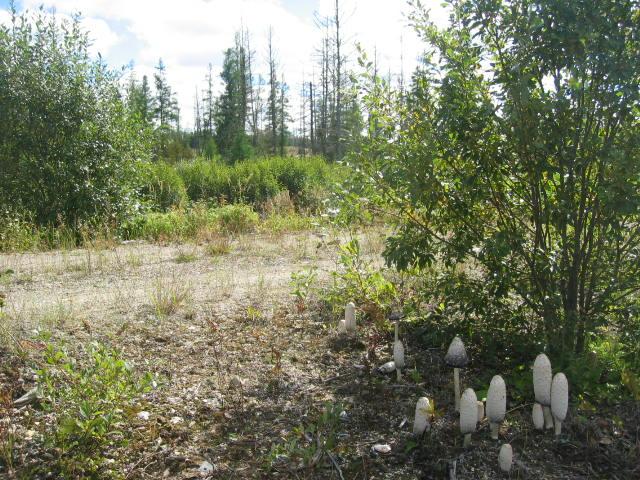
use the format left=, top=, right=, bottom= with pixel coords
left=393, top=340, right=405, bottom=369
left=459, top=388, right=478, bottom=435
left=337, top=319, right=346, bottom=333
left=533, top=354, right=552, bottom=405
left=498, top=443, right=513, bottom=473
left=486, top=375, right=507, bottom=423
left=551, top=372, right=568, bottom=422
left=532, top=402, right=544, bottom=430
left=413, top=397, right=431, bottom=435
left=445, top=336, right=469, bottom=368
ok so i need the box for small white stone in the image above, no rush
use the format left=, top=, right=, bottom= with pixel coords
left=170, top=416, right=184, bottom=425
left=198, top=460, right=214, bottom=474
left=137, top=411, right=150, bottom=421
left=372, top=443, right=391, bottom=454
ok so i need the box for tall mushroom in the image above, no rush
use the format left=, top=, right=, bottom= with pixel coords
left=498, top=443, right=513, bottom=473
left=344, top=302, right=356, bottom=332
left=533, top=353, right=554, bottom=429
left=445, top=337, right=469, bottom=412
left=460, top=388, right=478, bottom=447
left=413, top=397, right=431, bottom=436
left=393, top=322, right=405, bottom=381
left=532, top=403, right=544, bottom=430
left=486, top=375, right=506, bottom=440
left=551, top=372, right=568, bottom=436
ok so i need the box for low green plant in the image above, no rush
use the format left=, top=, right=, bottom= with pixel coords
left=290, top=267, right=317, bottom=312
left=150, top=277, right=191, bottom=318
left=36, top=342, right=152, bottom=478
left=324, top=239, right=397, bottom=324
left=174, top=248, right=198, bottom=263
left=266, top=402, right=344, bottom=472
left=216, top=204, right=259, bottom=234
left=261, top=212, right=312, bottom=235
left=139, top=161, right=188, bottom=212
left=205, top=237, right=232, bottom=257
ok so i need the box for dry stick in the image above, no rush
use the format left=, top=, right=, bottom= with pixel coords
left=327, top=452, right=345, bottom=480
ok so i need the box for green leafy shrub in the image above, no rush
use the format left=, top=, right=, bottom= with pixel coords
left=351, top=0, right=640, bottom=367
left=37, top=342, right=152, bottom=478
left=121, top=204, right=258, bottom=241
left=175, top=156, right=335, bottom=209
left=139, top=161, right=188, bottom=211
left=323, top=239, right=397, bottom=324
left=215, top=204, right=259, bottom=234
left=0, top=9, right=148, bottom=226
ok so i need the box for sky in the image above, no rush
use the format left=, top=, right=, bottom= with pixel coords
left=0, top=0, right=450, bottom=130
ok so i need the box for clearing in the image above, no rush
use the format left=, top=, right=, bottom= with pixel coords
left=0, top=229, right=637, bottom=479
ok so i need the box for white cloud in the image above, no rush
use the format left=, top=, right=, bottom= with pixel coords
left=10, top=0, right=449, bottom=129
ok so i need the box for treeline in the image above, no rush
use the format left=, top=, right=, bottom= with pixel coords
left=125, top=0, right=362, bottom=163
left=0, top=6, right=340, bottom=235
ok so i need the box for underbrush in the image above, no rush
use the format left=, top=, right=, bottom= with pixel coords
left=34, top=342, right=152, bottom=478
left=295, top=236, right=640, bottom=406
left=174, top=156, right=336, bottom=210
left=122, top=204, right=315, bottom=242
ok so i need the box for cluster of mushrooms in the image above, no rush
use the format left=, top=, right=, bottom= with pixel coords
left=337, top=305, right=570, bottom=475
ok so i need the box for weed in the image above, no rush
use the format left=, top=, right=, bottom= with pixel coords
left=40, top=301, right=79, bottom=330
left=324, top=238, right=397, bottom=324
left=150, top=276, right=191, bottom=318
left=0, top=388, right=16, bottom=474
left=290, top=267, right=317, bottom=312
left=174, top=248, right=198, bottom=263
left=267, top=402, right=344, bottom=473
left=36, top=342, right=152, bottom=478
left=216, top=204, right=259, bottom=234
left=205, top=236, right=232, bottom=257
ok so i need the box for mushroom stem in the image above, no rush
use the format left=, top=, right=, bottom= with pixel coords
left=463, top=433, right=471, bottom=447
left=490, top=422, right=499, bottom=440
left=396, top=368, right=402, bottom=381
left=554, top=419, right=562, bottom=436
left=454, top=368, right=461, bottom=412
left=543, top=406, right=554, bottom=429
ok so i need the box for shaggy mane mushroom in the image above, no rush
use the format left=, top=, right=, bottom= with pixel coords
left=533, top=353, right=554, bottom=429
left=413, top=397, right=431, bottom=436
left=344, top=302, right=356, bottom=332
left=460, top=388, right=478, bottom=447
left=486, top=375, right=506, bottom=440
left=551, top=372, right=568, bottom=436
left=445, top=336, right=469, bottom=412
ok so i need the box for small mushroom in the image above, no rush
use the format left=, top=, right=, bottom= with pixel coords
left=498, top=443, right=513, bottom=473
left=460, top=388, right=477, bottom=447
left=444, top=336, right=469, bottom=412
left=393, top=322, right=405, bottom=380
left=344, top=302, right=356, bottom=332
left=477, top=400, right=485, bottom=423
left=532, top=402, right=544, bottom=430
left=533, top=353, right=554, bottom=429
left=413, top=397, right=431, bottom=436
left=486, top=375, right=506, bottom=440
left=337, top=319, right=346, bottom=334
left=551, top=372, right=568, bottom=436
